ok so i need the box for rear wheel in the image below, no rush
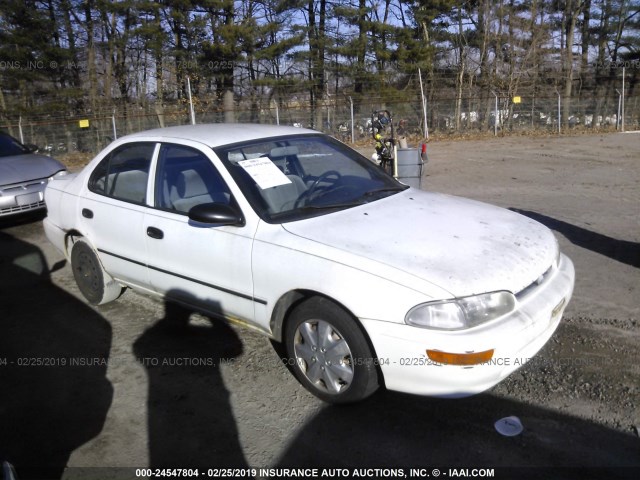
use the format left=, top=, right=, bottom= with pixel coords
left=70, top=238, right=122, bottom=305
left=284, top=297, right=379, bottom=403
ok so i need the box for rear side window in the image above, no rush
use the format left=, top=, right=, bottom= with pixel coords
left=89, top=143, right=155, bottom=204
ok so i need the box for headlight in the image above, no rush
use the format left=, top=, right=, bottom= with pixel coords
left=48, top=170, right=68, bottom=182
left=405, top=291, right=516, bottom=330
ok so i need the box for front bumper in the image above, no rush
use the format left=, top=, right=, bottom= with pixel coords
left=0, top=179, right=47, bottom=217
left=43, top=217, right=67, bottom=258
left=361, top=253, right=575, bottom=397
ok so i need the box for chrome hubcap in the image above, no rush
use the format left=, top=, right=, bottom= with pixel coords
left=293, top=319, right=354, bottom=394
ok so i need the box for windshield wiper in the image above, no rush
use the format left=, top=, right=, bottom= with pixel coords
left=298, top=186, right=407, bottom=212
left=279, top=186, right=408, bottom=218
left=269, top=201, right=364, bottom=221
left=297, top=201, right=365, bottom=211
left=361, top=185, right=409, bottom=199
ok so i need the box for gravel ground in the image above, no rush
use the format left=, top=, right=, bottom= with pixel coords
left=0, top=131, right=638, bottom=479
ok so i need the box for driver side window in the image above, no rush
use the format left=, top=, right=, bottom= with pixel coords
left=155, top=144, right=232, bottom=214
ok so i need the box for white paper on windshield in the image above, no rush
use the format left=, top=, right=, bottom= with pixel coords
left=238, top=158, right=292, bottom=190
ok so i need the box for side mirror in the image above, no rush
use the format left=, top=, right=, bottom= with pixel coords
left=188, top=203, right=245, bottom=227
left=24, top=144, right=39, bottom=153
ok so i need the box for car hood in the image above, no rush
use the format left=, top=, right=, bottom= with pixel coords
left=282, top=189, right=558, bottom=297
left=0, top=154, right=66, bottom=185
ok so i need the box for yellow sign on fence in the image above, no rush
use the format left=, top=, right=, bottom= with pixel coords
left=79, top=119, right=90, bottom=128
left=513, top=96, right=522, bottom=104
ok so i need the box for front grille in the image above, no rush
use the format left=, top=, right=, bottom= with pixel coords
left=0, top=200, right=46, bottom=215
left=0, top=177, right=48, bottom=215
left=515, top=264, right=554, bottom=299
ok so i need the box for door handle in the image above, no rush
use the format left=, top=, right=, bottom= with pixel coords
left=146, top=226, right=164, bottom=239
left=82, top=208, right=93, bottom=219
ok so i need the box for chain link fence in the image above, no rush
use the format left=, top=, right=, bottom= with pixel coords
left=1, top=87, right=637, bottom=161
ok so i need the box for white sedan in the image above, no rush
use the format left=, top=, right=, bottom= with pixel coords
left=44, top=124, right=575, bottom=403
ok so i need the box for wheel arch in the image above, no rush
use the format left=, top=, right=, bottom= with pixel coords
left=270, top=289, right=357, bottom=341
left=64, top=231, right=114, bottom=285
left=64, top=229, right=85, bottom=256
left=67, top=232, right=124, bottom=305
left=269, top=289, right=385, bottom=388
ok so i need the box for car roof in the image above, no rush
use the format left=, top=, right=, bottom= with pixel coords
left=121, top=124, right=319, bottom=148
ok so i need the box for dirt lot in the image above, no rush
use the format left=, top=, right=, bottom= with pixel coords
left=0, top=132, right=639, bottom=479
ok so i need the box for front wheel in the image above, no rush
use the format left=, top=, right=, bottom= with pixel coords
left=70, top=238, right=123, bottom=305
left=284, top=297, right=379, bottom=403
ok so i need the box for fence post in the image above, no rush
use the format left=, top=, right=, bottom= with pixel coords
left=616, top=89, right=622, bottom=130
left=418, top=68, right=428, bottom=139
left=187, top=76, right=196, bottom=125
left=531, top=97, right=535, bottom=129
left=349, top=96, right=354, bottom=143
left=326, top=102, right=330, bottom=133
left=112, top=109, right=118, bottom=140
left=556, top=89, right=561, bottom=134
left=621, top=67, right=625, bottom=132
left=491, top=91, right=497, bottom=136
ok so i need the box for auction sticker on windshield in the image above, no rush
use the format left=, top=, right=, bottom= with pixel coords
left=238, top=158, right=292, bottom=189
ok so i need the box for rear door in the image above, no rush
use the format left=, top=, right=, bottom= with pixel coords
left=79, top=142, right=157, bottom=288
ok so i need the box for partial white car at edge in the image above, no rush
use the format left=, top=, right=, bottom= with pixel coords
left=44, top=124, right=574, bottom=403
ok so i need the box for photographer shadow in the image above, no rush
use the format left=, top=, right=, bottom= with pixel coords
left=274, top=389, right=640, bottom=475
left=0, top=231, right=113, bottom=479
left=133, top=292, right=247, bottom=468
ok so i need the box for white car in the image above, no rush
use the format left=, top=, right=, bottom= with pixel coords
left=44, top=124, right=575, bottom=403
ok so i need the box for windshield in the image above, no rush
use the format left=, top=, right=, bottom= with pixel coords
left=0, top=134, right=30, bottom=157
left=214, top=134, right=407, bottom=223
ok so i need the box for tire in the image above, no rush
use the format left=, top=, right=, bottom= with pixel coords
left=70, top=238, right=122, bottom=305
left=284, top=297, right=379, bottom=404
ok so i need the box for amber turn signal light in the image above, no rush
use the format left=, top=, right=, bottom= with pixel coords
left=426, top=349, right=495, bottom=366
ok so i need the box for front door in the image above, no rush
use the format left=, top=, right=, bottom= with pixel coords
left=144, top=142, right=257, bottom=324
